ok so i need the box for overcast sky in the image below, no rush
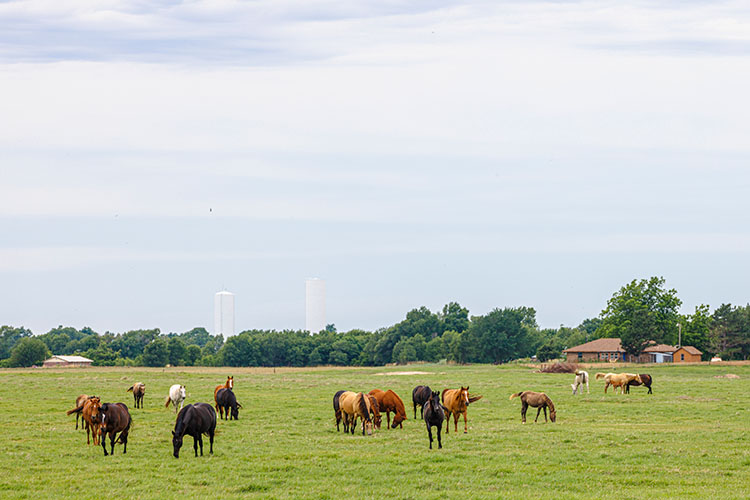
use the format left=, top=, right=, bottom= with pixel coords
left=2, top=0, right=749, bottom=335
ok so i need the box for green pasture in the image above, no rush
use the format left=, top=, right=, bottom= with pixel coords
left=0, top=363, right=748, bottom=499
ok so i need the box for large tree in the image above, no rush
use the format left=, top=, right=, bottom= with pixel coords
left=598, top=277, right=682, bottom=358
left=10, top=338, right=50, bottom=367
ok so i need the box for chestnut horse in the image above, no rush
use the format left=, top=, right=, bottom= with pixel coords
left=126, top=382, right=145, bottom=409
left=442, top=386, right=482, bottom=434
left=510, top=391, right=556, bottom=423
left=367, top=394, right=382, bottom=430
left=214, top=376, right=233, bottom=412
left=69, top=394, right=89, bottom=430
left=94, top=402, right=131, bottom=456
left=370, top=389, right=407, bottom=429
left=625, top=373, right=653, bottom=394
left=66, top=395, right=101, bottom=445
left=339, top=391, right=373, bottom=436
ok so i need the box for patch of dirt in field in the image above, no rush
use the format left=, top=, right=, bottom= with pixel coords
left=714, top=374, right=740, bottom=379
left=374, top=371, right=430, bottom=376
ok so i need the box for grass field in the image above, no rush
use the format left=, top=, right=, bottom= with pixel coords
left=1, top=363, right=748, bottom=499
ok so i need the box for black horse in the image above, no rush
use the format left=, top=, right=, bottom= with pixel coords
left=333, top=390, right=346, bottom=431
left=625, top=374, right=653, bottom=394
left=412, top=385, right=432, bottom=419
left=172, top=403, right=216, bottom=458
left=97, top=402, right=131, bottom=456
left=216, top=388, right=242, bottom=420
left=423, top=391, right=445, bottom=449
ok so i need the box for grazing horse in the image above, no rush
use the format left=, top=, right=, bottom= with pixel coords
left=165, top=384, right=187, bottom=413
left=214, top=376, right=233, bottom=412
left=370, top=389, right=407, bottom=429
left=412, top=385, right=432, bottom=419
left=596, top=373, right=642, bottom=394
left=172, top=403, right=216, bottom=458
left=339, top=391, right=373, bottom=436
left=625, top=374, right=653, bottom=394
left=333, top=390, right=347, bottom=431
left=366, top=394, right=382, bottom=430
left=423, top=391, right=445, bottom=449
left=94, top=402, right=131, bottom=456
left=510, top=391, right=556, bottom=423
left=215, top=388, right=242, bottom=420
left=571, top=370, right=589, bottom=395
left=126, top=382, right=145, bottom=408
left=442, top=386, right=482, bottom=434
left=66, top=396, right=101, bottom=445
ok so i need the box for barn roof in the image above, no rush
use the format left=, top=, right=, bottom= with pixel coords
left=563, top=338, right=623, bottom=353
left=675, top=346, right=702, bottom=355
left=46, top=355, right=93, bottom=363
left=643, top=344, right=677, bottom=353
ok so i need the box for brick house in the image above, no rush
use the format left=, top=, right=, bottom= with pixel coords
left=673, top=346, right=702, bottom=363
left=562, top=338, right=627, bottom=363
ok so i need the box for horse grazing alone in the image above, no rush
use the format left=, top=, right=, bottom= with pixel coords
left=214, top=376, right=233, bottom=412
left=595, top=373, right=642, bottom=394
left=412, top=385, right=432, bottom=419
left=165, top=384, right=187, bottom=413
left=423, top=391, right=445, bottom=449
left=126, top=382, right=145, bottom=408
left=509, top=391, right=556, bottom=423
left=95, top=402, right=131, bottom=456
left=339, top=391, right=373, bottom=436
left=215, top=388, right=242, bottom=420
left=172, top=403, right=216, bottom=458
left=571, top=370, right=589, bottom=395
left=370, top=389, right=407, bottom=429
left=442, top=386, right=482, bottom=434
left=366, top=394, right=382, bottom=430
left=66, top=395, right=101, bottom=445
left=625, top=374, right=653, bottom=394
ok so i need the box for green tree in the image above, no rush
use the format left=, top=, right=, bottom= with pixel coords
left=141, top=338, right=169, bottom=367
left=440, top=302, right=470, bottom=333
left=10, top=338, right=50, bottom=367
left=682, top=304, right=712, bottom=359
left=185, top=345, right=201, bottom=366
left=167, top=337, right=187, bottom=366
left=0, top=325, right=33, bottom=360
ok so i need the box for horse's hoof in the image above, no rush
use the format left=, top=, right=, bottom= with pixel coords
left=464, top=431, right=467, bottom=434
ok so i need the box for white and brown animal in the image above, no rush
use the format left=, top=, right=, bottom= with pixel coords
left=126, top=382, right=145, bottom=408
left=165, top=384, right=187, bottom=413
left=571, top=370, right=589, bottom=395
left=595, top=372, right=641, bottom=394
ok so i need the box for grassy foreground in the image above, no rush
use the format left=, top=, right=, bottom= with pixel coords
left=0, top=363, right=748, bottom=500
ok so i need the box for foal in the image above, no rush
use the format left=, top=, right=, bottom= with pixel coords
left=509, top=391, right=556, bottom=423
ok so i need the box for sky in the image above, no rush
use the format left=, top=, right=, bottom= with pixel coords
left=1, top=0, right=750, bottom=335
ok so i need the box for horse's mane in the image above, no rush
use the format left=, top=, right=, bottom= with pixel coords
left=174, top=405, right=192, bottom=437
left=357, top=393, right=371, bottom=422
left=543, top=394, right=555, bottom=411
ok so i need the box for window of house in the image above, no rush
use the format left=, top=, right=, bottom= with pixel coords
left=681, top=354, right=684, bottom=361
left=578, top=352, right=582, bottom=360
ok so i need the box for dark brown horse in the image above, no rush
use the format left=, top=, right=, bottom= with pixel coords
left=172, top=403, right=216, bottom=458
left=442, top=387, right=482, bottom=434
left=216, top=388, right=242, bottom=420
left=370, top=389, right=407, bottom=429
left=412, top=385, right=432, bottom=419
left=423, top=391, right=445, bottom=449
left=214, top=376, right=233, bottom=412
left=66, top=396, right=101, bottom=445
left=625, top=374, right=653, bottom=394
left=94, top=402, right=131, bottom=456
left=509, top=391, right=556, bottom=423
left=126, top=382, right=145, bottom=408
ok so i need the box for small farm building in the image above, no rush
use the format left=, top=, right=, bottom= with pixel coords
left=673, top=346, right=702, bottom=363
left=562, top=338, right=627, bottom=363
left=42, top=355, right=93, bottom=368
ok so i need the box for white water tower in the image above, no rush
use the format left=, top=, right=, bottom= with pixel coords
left=214, top=291, right=235, bottom=337
left=305, top=278, right=326, bottom=334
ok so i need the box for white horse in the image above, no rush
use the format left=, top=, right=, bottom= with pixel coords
left=165, top=384, right=186, bottom=413
left=571, top=370, right=589, bottom=395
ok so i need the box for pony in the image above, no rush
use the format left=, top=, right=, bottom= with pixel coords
left=333, top=390, right=347, bottom=431
left=172, top=403, right=216, bottom=458
left=165, top=384, right=187, bottom=413
left=412, top=385, right=432, bottom=419
left=442, top=386, right=482, bottom=434
left=423, top=390, right=445, bottom=449
left=625, top=374, right=653, bottom=394
left=66, top=395, right=101, bottom=445
left=94, top=402, right=131, bottom=456
left=366, top=394, right=382, bottom=430
left=215, top=387, right=242, bottom=420
left=69, top=394, right=90, bottom=430
left=339, top=391, right=373, bottom=436
left=595, top=373, right=642, bottom=394
left=509, top=391, right=556, bottom=423
left=126, top=382, right=145, bottom=408
left=214, top=376, right=233, bottom=412
left=571, top=370, right=589, bottom=395
left=370, top=389, right=407, bottom=429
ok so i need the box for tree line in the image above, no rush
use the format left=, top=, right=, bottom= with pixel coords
left=2, top=276, right=749, bottom=368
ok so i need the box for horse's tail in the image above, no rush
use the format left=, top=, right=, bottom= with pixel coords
left=582, top=372, right=589, bottom=383
left=441, top=388, right=450, bottom=403
left=165, top=396, right=171, bottom=408
left=66, top=404, right=84, bottom=416
left=509, top=392, right=523, bottom=400
left=126, top=385, right=134, bottom=392
left=595, top=373, right=606, bottom=380
left=468, top=395, right=483, bottom=404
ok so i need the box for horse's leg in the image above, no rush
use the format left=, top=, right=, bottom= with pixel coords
left=110, top=432, right=116, bottom=455
left=444, top=411, right=450, bottom=434
left=209, top=429, right=214, bottom=454
left=198, top=434, right=204, bottom=456
left=535, top=406, right=541, bottom=423
left=386, top=411, right=391, bottom=429
left=463, top=410, right=468, bottom=433
left=121, top=430, right=128, bottom=454
left=437, top=423, right=442, bottom=449
left=427, top=423, right=433, bottom=449
left=413, top=402, right=417, bottom=420
left=101, top=432, right=108, bottom=456
left=453, top=411, right=459, bottom=433
left=521, top=402, right=528, bottom=423
left=543, top=406, right=548, bottom=423
left=194, top=435, right=199, bottom=457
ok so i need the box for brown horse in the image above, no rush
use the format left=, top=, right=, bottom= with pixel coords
left=442, top=387, right=482, bottom=434
left=214, top=376, right=233, bottom=412
left=66, top=396, right=102, bottom=445
left=625, top=374, right=653, bottom=394
left=339, top=391, right=373, bottom=436
left=510, top=391, right=556, bottom=423
left=94, top=402, right=131, bottom=456
left=126, top=382, right=145, bottom=409
left=367, top=394, right=382, bottom=430
left=596, top=373, right=642, bottom=394
left=333, top=390, right=347, bottom=431
left=369, top=389, right=407, bottom=429
left=69, top=394, right=89, bottom=430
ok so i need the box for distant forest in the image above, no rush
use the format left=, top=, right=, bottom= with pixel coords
left=2, top=277, right=749, bottom=368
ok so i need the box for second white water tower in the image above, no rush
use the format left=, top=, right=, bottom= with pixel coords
left=214, top=291, right=235, bottom=337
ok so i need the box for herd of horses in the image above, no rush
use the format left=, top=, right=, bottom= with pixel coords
left=65, top=370, right=656, bottom=455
